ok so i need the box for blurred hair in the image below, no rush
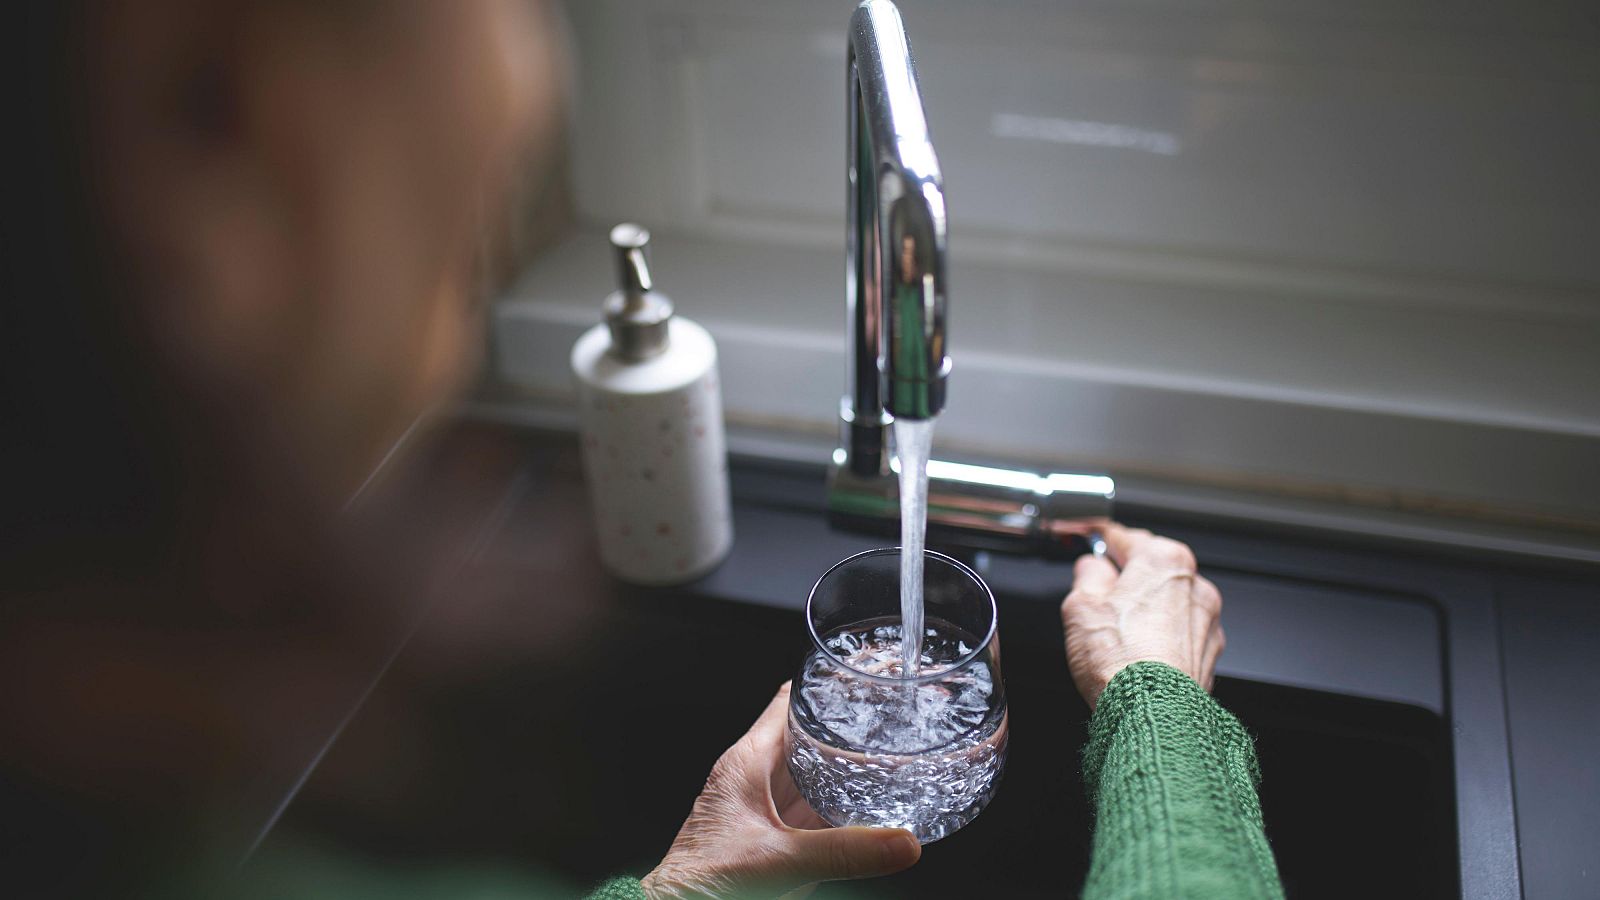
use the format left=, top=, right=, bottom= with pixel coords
left=2, top=4, right=182, bottom=593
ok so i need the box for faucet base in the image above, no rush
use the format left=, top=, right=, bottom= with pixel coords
left=827, top=454, right=1114, bottom=559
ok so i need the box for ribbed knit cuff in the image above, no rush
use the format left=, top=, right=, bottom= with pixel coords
left=1081, top=661, right=1260, bottom=806
left=1077, top=660, right=1282, bottom=900
left=585, top=876, right=648, bottom=900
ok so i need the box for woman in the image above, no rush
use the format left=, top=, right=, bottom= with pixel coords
left=3, top=2, right=1282, bottom=897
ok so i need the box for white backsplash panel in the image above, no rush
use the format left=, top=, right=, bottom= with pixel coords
left=524, top=0, right=1600, bottom=527
left=568, top=0, right=1600, bottom=313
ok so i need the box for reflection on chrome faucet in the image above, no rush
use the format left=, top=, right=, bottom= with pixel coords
left=828, top=0, right=1113, bottom=556
left=843, top=0, right=948, bottom=472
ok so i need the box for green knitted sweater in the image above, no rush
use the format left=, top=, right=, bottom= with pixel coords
left=586, top=878, right=650, bottom=899
left=592, top=661, right=1284, bottom=900
left=1081, top=662, right=1285, bottom=900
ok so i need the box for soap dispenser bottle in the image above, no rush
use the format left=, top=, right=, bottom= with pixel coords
left=571, top=224, right=733, bottom=584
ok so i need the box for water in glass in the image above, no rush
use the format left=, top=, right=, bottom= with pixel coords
left=787, top=618, right=1008, bottom=843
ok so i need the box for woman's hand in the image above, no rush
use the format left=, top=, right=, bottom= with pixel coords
left=1061, top=524, right=1226, bottom=710
left=641, top=683, right=921, bottom=899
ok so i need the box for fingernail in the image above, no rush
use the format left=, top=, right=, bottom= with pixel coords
left=880, top=830, right=920, bottom=868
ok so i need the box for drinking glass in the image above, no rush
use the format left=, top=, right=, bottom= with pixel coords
left=786, top=547, right=1007, bottom=844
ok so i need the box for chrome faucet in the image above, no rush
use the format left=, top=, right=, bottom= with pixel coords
left=842, top=0, right=948, bottom=466
left=828, top=0, right=1115, bottom=556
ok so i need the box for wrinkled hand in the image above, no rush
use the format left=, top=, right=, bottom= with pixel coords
left=1061, top=524, right=1225, bottom=710
left=641, top=683, right=921, bottom=899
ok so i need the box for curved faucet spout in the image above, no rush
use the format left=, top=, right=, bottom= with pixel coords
left=827, top=0, right=1116, bottom=554
left=844, top=0, right=949, bottom=475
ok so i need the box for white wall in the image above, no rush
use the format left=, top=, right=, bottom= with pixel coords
left=496, top=0, right=1600, bottom=526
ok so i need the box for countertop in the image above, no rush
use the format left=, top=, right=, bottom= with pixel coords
left=251, top=421, right=1599, bottom=899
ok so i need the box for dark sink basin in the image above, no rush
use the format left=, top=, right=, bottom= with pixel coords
left=265, top=585, right=1457, bottom=899
left=247, top=432, right=1501, bottom=899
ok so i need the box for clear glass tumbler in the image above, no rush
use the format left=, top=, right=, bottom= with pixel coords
left=786, top=547, right=1007, bottom=844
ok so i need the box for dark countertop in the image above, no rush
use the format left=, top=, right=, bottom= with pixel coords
left=1495, top=572, right=1600, bottom=899
left=254, top=422, right=1599, bottom=899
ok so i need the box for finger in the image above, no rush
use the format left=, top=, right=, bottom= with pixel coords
left=1099, top=522, right=1153, bottom=569
left=780, top=794, right=832, bottom=832
left=745, top=681, right=794, bottom=752
left=1188, top=576, right=1223, bottom=664
left=771, top=746, right=828, bottom=828
left=1200, top=622, right=1225, bottom=692
left=1105, top=523, right=1199, bottom=576
left=1192, top=575, right=1223, bottom=617
left=1136, top=537, right=1197, bottom=575
left=783, top=826, right=921, bottom=883
left=776, top=790, right=829, bottom=830
left=728, top=684, right=796, bottom=814
left=1069, top=553, right=1119, bottom=599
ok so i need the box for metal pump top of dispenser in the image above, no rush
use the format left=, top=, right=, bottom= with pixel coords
left=604, top=223, right=674, bottom=361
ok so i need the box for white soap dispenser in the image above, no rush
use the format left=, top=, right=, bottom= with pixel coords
left=571, top=224, right=733, bottom=585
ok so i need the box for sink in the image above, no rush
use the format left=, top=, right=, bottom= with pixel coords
left=251, top=434, right=1500, bottom=899
left=264, top=586, right=1457, bottom=899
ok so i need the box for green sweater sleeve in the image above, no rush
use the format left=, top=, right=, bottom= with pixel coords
left=1080, top=662, right=1285, bottom=900
left=585, top=877, right=647, bottom=900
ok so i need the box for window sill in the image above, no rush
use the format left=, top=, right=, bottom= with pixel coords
left=490, top=226, right=1600, bottom=543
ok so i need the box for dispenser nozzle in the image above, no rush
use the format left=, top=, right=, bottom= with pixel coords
left=603, top=223, right=673, bottom=361
left=610, top=223, right=654, bottom=297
